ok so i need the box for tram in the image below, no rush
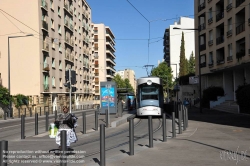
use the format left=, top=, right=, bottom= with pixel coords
left=136, top=76, right=164, bottom=116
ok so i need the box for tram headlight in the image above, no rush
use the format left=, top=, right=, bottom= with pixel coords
left=146, top=80, right=152, bottom=85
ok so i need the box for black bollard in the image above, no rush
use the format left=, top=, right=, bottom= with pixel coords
left=55, top=110, right=57, bottom=121
left=35, top=113, right=38, bottom=135
left=60, top=130, right=67, bottom=166
left=100, top=124, right=105, bottom=166
left=148, top=115, right=153, bottom=148
left=172, top=112, right=176, bottom=138
left=178, top=104, right=182, bottom=134
left=105, top=109, right=109, bottom=128
left=40, top=107, right=42, bottom=116
left=95, top=110, right=99, bottom=131
left=162, top=112, right=167, bottom=142
left=45, top=112, right=49, bottom=131
left=129, top=118, right=134, bottom=156
left=182, top=105, right=186, bottom=131
left=186, top=107, right=189, bottom=128
left=0, top=140, right=8, bottom=166
left=18, top=108, right=20, bottom=118
left=82, top=112, right=86, bottom=134
left=21, top=115, right=25, bottom=139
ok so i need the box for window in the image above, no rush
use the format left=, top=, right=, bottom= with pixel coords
left=58, top=7, right=61, bottom=17
left=52, top=76, right=55, bottom=87
left=78, top=12, right=81, bottom=20
left=228, top=43, right=232, bottom=57
left=58, top=25, right=61, bottom=34
left=74, top=22, right=77, bottom=31
left=209, top=52, right=213, bottom=64
left=59, top=60, right=62, bottom=70
left=208, top=8, right=212, bottom=19
left=228, top=18, right=232, bottom=31
left=78, top=26, right=81, bottom=34
left=52, top=38, right=55, bottom=49
left=59, top=42, right=62, bottom=52
left=200, top=54, right=206, bottom=67
left=50, top=0, right=54, bottom=11
left=59, top=78, right=62, bottom=88
left=52, top=58, right=55, bottom=68
left=74, top=8, right=76, bottom=16
left=209, top=30, right=213, bottom=41
left=51, top=19, right=54, bottom=29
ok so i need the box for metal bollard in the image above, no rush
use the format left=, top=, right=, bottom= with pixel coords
left=182, top=105, right=186, bottom=131
left=0, top=140, right=8, bottom=166
left=178, top=104, right=182, bottom=134
left=100, top=124, right=105, bottom=166
left=40, top=107, right=42, bottom=116
left=162, top=112, right=167, bottom=142
left=186, top=107, right=189, bottom=128
left=21, top=115, right=25, bottom=139
left=105, top=109, right=109, bottom=128
left=35, top=113, right=38, bottom=135
left=148, top=115, right=153, bottom=148
left=30, top=108, right=32, bottom=117
left=55, top=110, right=57, bottom=121
left=129, top=118, right=134, bottom=156
left=172, top=112, right=176, bottom=138
left=95, top=110, right=99, bottom=131
left=82, top=112, right=86, bottom=134
left=117, top=101, right=123, bottom=117
left=18, top=108, right=20, bottom=118
left=45, top=112, right=49, bottom=131
left=60, top=130, right=67, bottom=166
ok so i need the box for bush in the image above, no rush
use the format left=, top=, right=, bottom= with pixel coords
left=235, top=84, right=250, bottom=114
left=13, top=94, right=29, bottom=108
left=202, top=86, right=224, bottom=108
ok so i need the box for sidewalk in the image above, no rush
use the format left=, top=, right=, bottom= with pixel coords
left=107, top=107, right=250, bottom=166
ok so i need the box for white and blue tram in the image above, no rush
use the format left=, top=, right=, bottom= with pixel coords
left=136, top=77, right=164, bottom=116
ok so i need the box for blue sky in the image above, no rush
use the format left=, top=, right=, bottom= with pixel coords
left=88, top=0, right=194, bottom=79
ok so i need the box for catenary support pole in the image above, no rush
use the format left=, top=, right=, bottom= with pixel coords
left=148, top=115, right=153, bottom=148
left=100, top=124, right=105, bottom=166
left=21, top=115, right=25, bottom=139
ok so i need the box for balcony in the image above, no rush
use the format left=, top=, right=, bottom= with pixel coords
left=227, top=30, right=232, bottom=37
left=41, top=0, right=48, bottom=11
left=208, top=40, right=213, bottom=46
left=95, top=90, right=99, bottom=93
left=94, top=64, right=99, bottom=68
left=217, top=59, right=225, bottom=65
left=95, top=73, right=99, bottom=76
left=199, top=44, right=206, bottom=51
left=64, top=3, right=73, bottom=17
left=198, top=2, right=205, bottom=12
left=236, top=50, right=245, bottom=59
left=227, top=56, right=233, bottom=61
left=43, top=84, right=49, bottom=92
left=226, top=3, right=232, bottom=12
left=216, top=12, right=224, bottom=22
left=43, top=63, right=50, bottom=71
left=200, top=62, right=206, bottom=68
left=106, top=57, right=116, bottom=65
left=236, top=0, right=245, bottom=8
left=236, top=22, right=245, bottom=35
left=42, top=42, right=49, bottom=52
left=65, top=37, right=74, bottom=47
left=41, top=20, right=48, bottom=31
left=208, top=61, right=214, bottom=67
left=208, top=17, right=213, bottom=25
left=198, top=23, right=206, bottom=31
left=216, top=36, right=224, bottom=45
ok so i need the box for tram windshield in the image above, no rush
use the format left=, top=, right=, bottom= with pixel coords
left=138, top=83, right=161, bottom=107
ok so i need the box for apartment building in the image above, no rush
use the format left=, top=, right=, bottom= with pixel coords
left=116, top=69, right=136, bottom=94
left=195, top=0, right=250, bottom=101
left=163, top=17, right=195, bottom=79
left=0, top=0, right=94, bottom=110
left=92, top=24, right=116, bottom=101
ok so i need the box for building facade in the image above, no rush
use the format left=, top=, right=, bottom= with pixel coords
left=195, top=0, right=250, bottom=101
left=163, top=17, right=195, bottom=79
left=0, top=0, right=95, bottom=111
left=116, top=69, right=136, bottom=94
left=92, top=23, right=116, bottom=101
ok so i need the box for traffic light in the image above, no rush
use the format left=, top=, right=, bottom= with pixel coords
left=72, top=87, right=78, bottom=92
left=71, top=70, right=76, bottom=85
left=65, top=70, right=69, bottom=81
left=64, top=82, right=70, bottom=88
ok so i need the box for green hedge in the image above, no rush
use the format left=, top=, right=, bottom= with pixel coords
left=236, top=84, right=250, bottom=114
left=202, top=86, right=224, bottom=108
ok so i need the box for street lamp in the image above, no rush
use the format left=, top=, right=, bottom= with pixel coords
left=173, top=27, right=202, bottom=113
left=8, top=34, right=34, bottom=117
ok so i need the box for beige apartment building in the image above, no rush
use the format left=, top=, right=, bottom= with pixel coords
left=116, top=69, right=136, bottom=94
left=0, top=0, right=95, bottom=111
left=195, top=0, right=250, bottom=104
left=92, top=23, right=116, bottom=102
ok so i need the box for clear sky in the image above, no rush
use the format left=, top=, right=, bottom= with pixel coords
left=88, top=0, right=194, bottom=79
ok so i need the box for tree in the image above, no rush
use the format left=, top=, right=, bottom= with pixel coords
left=124, top=78, right=134, bottom=93
left=112, top=74, right=126, bottom=88
left=188, top=51, right=195, bottom=74
left=151, top=62, right=173, bottom=94
left=179, top=32, right=188, bottom=76
left=0, top=85, right=12, bottom=107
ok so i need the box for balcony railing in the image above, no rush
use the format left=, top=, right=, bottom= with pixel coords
left=208, top=17, right=213, bottom=25
left=42, top=42, right=49, bottom=51
left=227, top=29, right=232, bottom=37
left=200, top=62, right=206, bottom=68
left=236, top=50, right=245, bottom=59
left=216, top=36, right=224, bottom=45
left=236, top=22, right=245, bottom=35
left=236, top=0, right=245, bottom=8
left=216, top=12, right=224, bottom=22
left=43, top=84, right=49, bottom=92
left=217, top=59, right=225, bottom=65
left=226, top=3, right=232, bottom=11
left=208, top=61, right=214, bottom=67
left=198, top=23, right=206, bottom=31
left=198, top=2, right=205, bottom=12
left=208, top=40, right=213, bottom=46
left=41, top=0, right=48, bottom=11
left=43, top=63, right=50, bottom=71
left=200, top=44, right=206, bottom=51
left=227, top=56, right=233, bottom=61
left=42, top=20, right=48, bottom=30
